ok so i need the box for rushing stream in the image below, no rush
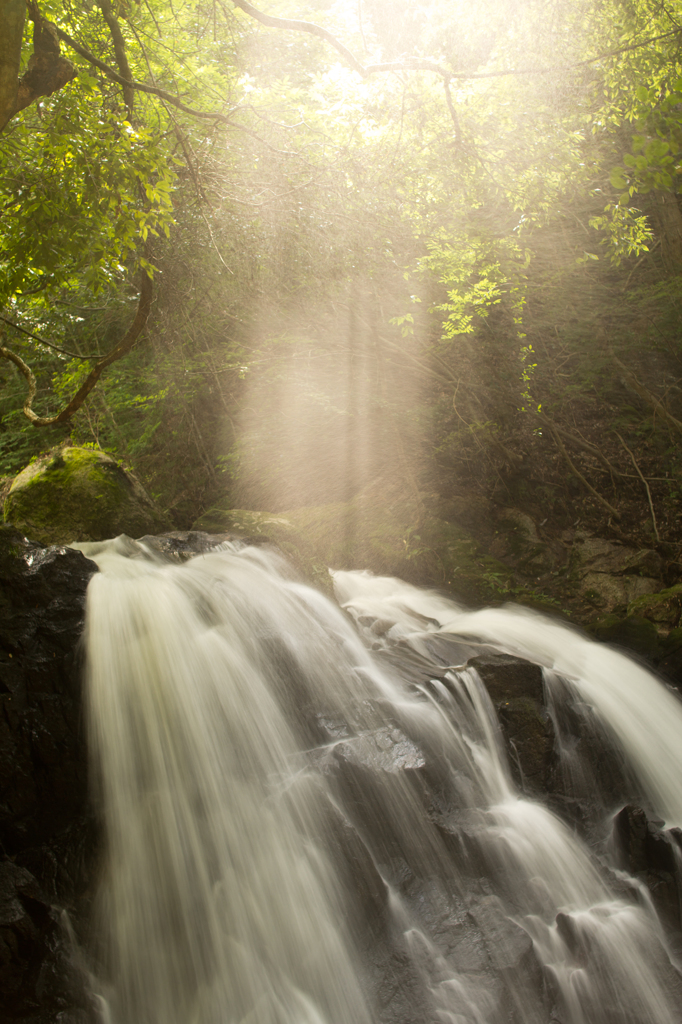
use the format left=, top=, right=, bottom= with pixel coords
left=77, top=535, right=682, bottom=1024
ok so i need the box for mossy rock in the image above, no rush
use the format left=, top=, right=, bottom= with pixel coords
left=590, top=614, right=660, bottom=657
left=627, top=584, right=682, bottom=628
left=193, top=507, right=297, bottom=538
left=193, top=499, right=514, bottom=603
left=4, top=447, right=172, bottom=545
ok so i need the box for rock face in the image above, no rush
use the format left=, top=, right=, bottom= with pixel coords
left=612, top=805, right=682, bottom=929
left=0, top=525, right=98, bottom=1021
left=571, top=534, right=662, bottom=612
left=4, top=448, right=171, bottom=546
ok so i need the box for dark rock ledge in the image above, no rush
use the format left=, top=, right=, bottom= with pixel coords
left=0, top=525, right=98, bottom=1024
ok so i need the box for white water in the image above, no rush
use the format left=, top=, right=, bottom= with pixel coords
left=333, top=570, right=682, bottom=829
left=80, top=538, right=682, bottom=1024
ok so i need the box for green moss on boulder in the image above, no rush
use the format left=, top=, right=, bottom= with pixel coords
left=590, top=614, right=660, bottom=657
left=4, top=447, right=172, bottom=545
left=627, top=584, right=682, bottom=627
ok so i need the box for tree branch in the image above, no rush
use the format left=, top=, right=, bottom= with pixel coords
left=615, top=431, right=660, bottom=542
left=612, top=352, right=682, bottom=436
left=0, top=272, right=153, bottom=425
left=231, top=0, right=367, bottom=74
left=442, top=77, right=461, bottom=141
left=97, top=0, right=135, bottom=114
left=544, top=417, right=621, bottom=518
left=54, top=29, right=300, bottom=154
left=0, top=0, right=26, bottom=131
left=231, top=2, right=678, bottom=82
left=539, top=411, right=624, bottom=481
left=0, top=313, right=103, bottom=359
left=0, top=2, right=76, bottom=133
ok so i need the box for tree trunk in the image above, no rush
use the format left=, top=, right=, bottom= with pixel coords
left=0, top=0, right=25, bottom=132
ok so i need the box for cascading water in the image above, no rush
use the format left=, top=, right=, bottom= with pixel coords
left=78, top=535, right=682, bottom=1024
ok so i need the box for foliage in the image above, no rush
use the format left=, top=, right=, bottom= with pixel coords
left=2, top=0, right=682, bottom=568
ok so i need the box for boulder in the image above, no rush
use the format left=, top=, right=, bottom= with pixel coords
left=490, top=507, right=559, bottom=572
left=471, top=655, right=554, bottom=795
left=570, top=533, right=662, bottom=613
left=627, top=583, right=682, bottom=629
left=579, top=571, right=660, bottom=612
left=591, top=615, right=659, bottom=658
left=572, top=535, right=662, bottom=577
left=0, top=526, right=97, bottom=853
left=612, top=805, right=682, bottom=928
left=4, top=447, right=171, bottom=546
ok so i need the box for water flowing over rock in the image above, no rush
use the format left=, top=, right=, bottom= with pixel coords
left=67, top=537, right=682, bottom=1024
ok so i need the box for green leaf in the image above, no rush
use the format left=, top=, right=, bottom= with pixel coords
left=610, top=168, right=627, bottom=190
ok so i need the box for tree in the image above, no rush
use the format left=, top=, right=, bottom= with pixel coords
left=2, top=0, right=682, bottom=544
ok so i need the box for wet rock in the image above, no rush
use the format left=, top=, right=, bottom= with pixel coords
left=468, top=655, right=554, bottom=795
left=0, top=526, right=98, bottom=1021
left=657, top=627, right=682, bottom=686
left=0, top=858, right=89, bottom=1023
left=4, top=447, right=171, bottom=545
left=628, top=583, right=682, bottom=629
left=468, top=894, right=533, bottom=971
left=497, top=698, right=554, bottom=795
left=612, top=805, right=682, bottom=928
left=136, top=530, right=236, bottom=561
left=613, top=805, right=679, bottom=873
left=332, top=725, right=426, bottom=774
left=470, top=654, right=544, bottom=704
left=0, top=526, right=97, bottom=852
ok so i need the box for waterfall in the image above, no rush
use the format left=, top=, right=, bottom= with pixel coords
left=79, top=537, right=682, bottom=1024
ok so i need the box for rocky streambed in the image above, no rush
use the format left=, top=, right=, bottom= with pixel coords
left=1, top=525, right=681, bottom=1023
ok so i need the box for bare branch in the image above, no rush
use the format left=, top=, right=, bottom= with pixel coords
left=0, top=272, right=153, bottom=426
left=442, top=78, right=461, bottom=141
left=231, top=0, right=367, bottom=74
left=539, top=412, right=623, bottom=480
left=0, top=313, right=103, bottom=359
left=615, top=431, right=660, bottom=542
left=612, top=353, right=682, bottom=436
left=544, top=417, right=621, bottom=518
left=231, top=2, right=678, bottom=82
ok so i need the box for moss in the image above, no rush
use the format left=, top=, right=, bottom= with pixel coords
left=627, top=584, right=682, bottom=626
left=0, top=523, right=29, bottom=565
left=660, top=626, right=682, bottom=657
left=194, top=507, right=296, bottom=537
left=590, top=614, right=660, bottom=657
left=4, top=447, right=171, bottom=545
